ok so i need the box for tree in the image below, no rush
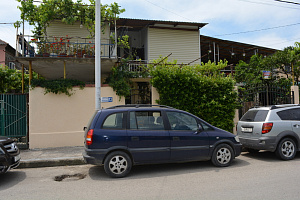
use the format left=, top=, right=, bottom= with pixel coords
left=0, top=66, right=37, bottom=93
left=16, top=0, right=125, bottom=38
left=235, top=42, right=300, bottom=87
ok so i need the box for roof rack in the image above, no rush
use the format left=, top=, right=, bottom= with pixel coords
left=106, top=104, right=175, bottom=109
left=270, top=104, right=300, bottom=110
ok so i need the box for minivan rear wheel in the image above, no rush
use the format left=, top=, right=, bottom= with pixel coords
left=211, top=144, right=233, bottom=167
left=276, top=138, right=296, bottom=160
left=104, top=151, right=132, bottom=178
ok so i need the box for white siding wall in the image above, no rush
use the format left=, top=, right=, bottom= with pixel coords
left=47, top=20, right=110, bottom=41
left=148, top=28, right=200, bottom=64
left=46, top=21, right=111, bottom=56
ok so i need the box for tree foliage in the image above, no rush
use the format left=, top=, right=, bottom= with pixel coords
left=235, top=42, right=300, bottom=86
left=16, top=0, right=125, bottom=37
left=149, top=59, right=239, bottom=132
left=0, top=66, right=37, bottom=93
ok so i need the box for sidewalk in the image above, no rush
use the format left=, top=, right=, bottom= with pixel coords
left=19, top=146, right=86, bottom=168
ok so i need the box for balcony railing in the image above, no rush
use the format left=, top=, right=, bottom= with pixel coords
left=17, top=35, right=116, bottom=58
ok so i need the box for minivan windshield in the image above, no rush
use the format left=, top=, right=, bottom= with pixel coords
left=240, top=110, right=269, bottom=122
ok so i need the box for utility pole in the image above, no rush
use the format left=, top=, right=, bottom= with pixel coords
left=95, top=0, right=101, bottom=110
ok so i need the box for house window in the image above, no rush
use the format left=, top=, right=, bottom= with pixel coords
left=8, top=62, right=15, bottom=70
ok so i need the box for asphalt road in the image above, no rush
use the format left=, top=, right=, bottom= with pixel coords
left=1, top=151, right=300, bottom=200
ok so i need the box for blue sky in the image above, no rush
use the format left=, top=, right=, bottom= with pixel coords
left=1, top=0, right=300, bottom=50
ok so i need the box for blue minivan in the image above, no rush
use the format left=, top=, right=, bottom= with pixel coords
left=83, top=105, right=241, bottom=178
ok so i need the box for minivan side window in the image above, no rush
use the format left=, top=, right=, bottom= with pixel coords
left=277, top=108, right=300, bottom=120
left=129, top=111, right=164, bottom=130
left=166, top=111, right=198, bottom=131
left=102, top=112, right=124, bottom=129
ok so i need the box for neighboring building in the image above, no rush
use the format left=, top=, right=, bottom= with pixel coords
left=0, top=39, right=21, bottom=69
left=14, top=18, right=278, bottom=148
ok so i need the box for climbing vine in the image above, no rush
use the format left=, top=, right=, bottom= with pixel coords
left=16, top=0, right=125, bottom=37
left=31, top=79, right=85, bottom=96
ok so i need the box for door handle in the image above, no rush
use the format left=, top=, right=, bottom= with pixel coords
left=293, top=124, right=300, bottom=128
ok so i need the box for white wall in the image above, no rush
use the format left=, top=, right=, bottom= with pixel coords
left=148, top=28, right=200, bottom=64
left=29, top=86, right=125, bottom=148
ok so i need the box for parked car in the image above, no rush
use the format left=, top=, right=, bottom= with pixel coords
left=83, top=105, right=242, bottom=178
left=0, top=136, right=20, bottom=173
left=237, top=104, right=300, bottom=160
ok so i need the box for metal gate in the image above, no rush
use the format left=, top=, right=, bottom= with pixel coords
left=0, top=94, right=28, bottom=149
left=238, top=83, right=294, bottom=118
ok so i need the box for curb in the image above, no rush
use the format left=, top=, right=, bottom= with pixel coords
left=19, top=157, right=86, bottom=168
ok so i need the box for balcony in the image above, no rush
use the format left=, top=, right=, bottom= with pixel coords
left=16, top=35, right=118, bottom=82
left=17, top=35, right=115, bottom=58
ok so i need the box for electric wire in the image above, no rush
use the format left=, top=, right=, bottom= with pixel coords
left=274, top=0, right=300, bottom=5
left=239, top=0, right=300, bottom=9
left=213, top=22, right=300, bottom=37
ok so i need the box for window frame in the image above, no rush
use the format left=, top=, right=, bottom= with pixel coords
left=101, top=111, right=126, bottom=130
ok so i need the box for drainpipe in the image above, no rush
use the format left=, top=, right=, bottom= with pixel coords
left=199, top=28, right=201, bottom=65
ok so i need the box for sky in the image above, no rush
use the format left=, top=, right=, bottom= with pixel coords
left=1, top=0, right=300, bottom=50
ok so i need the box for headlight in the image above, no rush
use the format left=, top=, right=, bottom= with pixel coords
left=234, top=136, right=240, bottom=143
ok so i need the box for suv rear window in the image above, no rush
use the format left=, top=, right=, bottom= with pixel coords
left=240, top=110, right=269, bottom=122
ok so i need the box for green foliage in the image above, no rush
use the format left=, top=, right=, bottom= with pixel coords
left=0, top=66, right=37, bottom=93
left=16, top=0, right=125, bottom=37
left=104, top=58, right=149, bottom=98
left=149, top=59, right=238, bottom=132
left=235, top=42, right=300, bottom=86
left=31, top=79, right=85, bottom=96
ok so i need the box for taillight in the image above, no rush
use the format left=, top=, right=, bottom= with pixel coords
left=86, top=129, right=94, bottom=145
left=262, top=123, right=273, bottom=134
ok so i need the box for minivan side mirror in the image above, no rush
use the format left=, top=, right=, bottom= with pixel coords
left=194, top=124, right=203, bottom=134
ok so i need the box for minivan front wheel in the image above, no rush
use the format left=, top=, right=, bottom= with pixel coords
left=276, top=138, right=296, bottom=160
left=211, top=144, right=233, bottom=167
left=104, top=151, right=132, bottom=178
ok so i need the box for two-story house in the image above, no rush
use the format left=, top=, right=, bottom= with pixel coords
left=16, top=18, right=277, bottom=148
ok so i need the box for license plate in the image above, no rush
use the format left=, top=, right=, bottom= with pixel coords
left=241, top=127, right=253, bottom=132
left=14, top=155, right=21, bottom=162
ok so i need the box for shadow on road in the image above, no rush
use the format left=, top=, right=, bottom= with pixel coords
left=0, top=171, right=26, bottom=191
left=88, top=157, right=250, bottom=180
left=241, top=150, right=300, bottom=162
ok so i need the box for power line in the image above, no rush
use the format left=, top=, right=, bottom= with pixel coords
left=213, top=22, right=300, bottom=37
left=239, top=0, right=300, bottom=9
left=143, top=0, right=193, bottom=22
left=274, top=0, right=300, bottom=5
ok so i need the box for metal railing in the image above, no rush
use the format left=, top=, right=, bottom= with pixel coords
left=17, top=35, right=116, bottom=58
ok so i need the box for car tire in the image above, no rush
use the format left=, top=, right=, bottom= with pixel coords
left=275, top=138, right=296, bottom=160
left=104, top=151, right=132, bottom=178
left=211, top=144, right=234, bottom=167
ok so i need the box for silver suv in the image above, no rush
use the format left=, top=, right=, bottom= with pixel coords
left=237, top=104, right=300, bottom=160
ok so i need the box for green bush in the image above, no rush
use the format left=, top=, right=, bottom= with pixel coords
left=31, top=79, right=85, bottom=96
left=150, top=60, right=238, bottom=132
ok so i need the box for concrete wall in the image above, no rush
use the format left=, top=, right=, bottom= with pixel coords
left=29, top=86, right=125, bottom=148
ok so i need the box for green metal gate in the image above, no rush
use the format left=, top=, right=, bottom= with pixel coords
left=0, top=94, right=28, bottom=148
